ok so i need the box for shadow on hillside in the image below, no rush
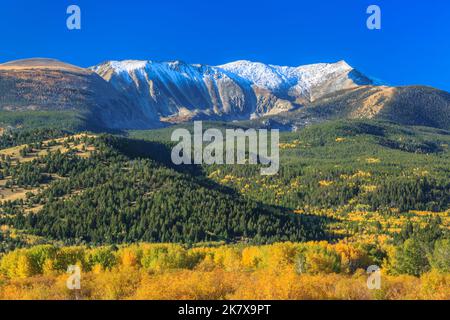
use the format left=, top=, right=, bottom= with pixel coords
left=109, top=137, right=204, bottom=176
left=110, top=137, right=341, bottom=243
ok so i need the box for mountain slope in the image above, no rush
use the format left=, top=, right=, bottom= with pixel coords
left=91, top=59, right=373, bottom=123
left=255, top=85, right=450, bottom=130
left=92, top=60, right=257, bottom=123
left=92, top=58, right=450, bottom=130
left=1, top=58, right=449, bottom=131
left=1, top=134, right=327, bottom=245
left=0, top=59, right=157, bottom=130
left=218, top=60, right=372, bottom=101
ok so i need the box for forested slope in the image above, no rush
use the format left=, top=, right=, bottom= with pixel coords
left=0, top=134, right=327, bottom=250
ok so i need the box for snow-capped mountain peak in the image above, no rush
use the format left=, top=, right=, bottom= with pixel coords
left=217, top=60, right=356, bottom=93
left=91, top=60, right=149, bottom=74
left=217, top=60, right=289, bottom=90
left=91, top=59, right=373, bottom=123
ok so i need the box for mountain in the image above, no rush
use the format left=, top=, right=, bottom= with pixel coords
left=258, top=85, right=450, bottom=130
left=1, top=58, right=449, bottom=131
left=218, top=59, right=372, bottom=102
left=91, top=59, right=373, bottom=123
left=0, top=58, right=156, bottom=130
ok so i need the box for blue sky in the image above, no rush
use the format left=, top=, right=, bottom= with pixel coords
left=1, top=0, right=449, bottom=91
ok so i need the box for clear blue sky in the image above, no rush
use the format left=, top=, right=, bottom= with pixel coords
left=1, top=0, right=449, bottom=91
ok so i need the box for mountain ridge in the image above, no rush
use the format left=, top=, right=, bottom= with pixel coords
left=91, top=59, right=374, bottom=122
left=0, top=58, right=449, bottom=131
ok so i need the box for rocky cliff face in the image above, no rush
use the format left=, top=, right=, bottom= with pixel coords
left=91, top=59, right=373, bottom=123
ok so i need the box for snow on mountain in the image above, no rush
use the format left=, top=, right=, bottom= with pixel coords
left=91, top=59, right=373, bottom=123
left=3, top=58, right=448, bottom=131
left=217, top=60, right=360, bottom=99
left=218, top=60, right=288, bottom=90
left=96, top=60, right=148, bottom=74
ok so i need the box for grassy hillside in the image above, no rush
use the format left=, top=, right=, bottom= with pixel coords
left=0, top=59, right=155, bottom=130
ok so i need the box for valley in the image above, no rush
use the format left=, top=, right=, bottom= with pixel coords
left=0, top=120, right=447, bottom=274
left=0, top=58, right=448, bottom=300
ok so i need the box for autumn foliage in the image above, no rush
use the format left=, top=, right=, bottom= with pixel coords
left=0, top=242, right=448, bottom=300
